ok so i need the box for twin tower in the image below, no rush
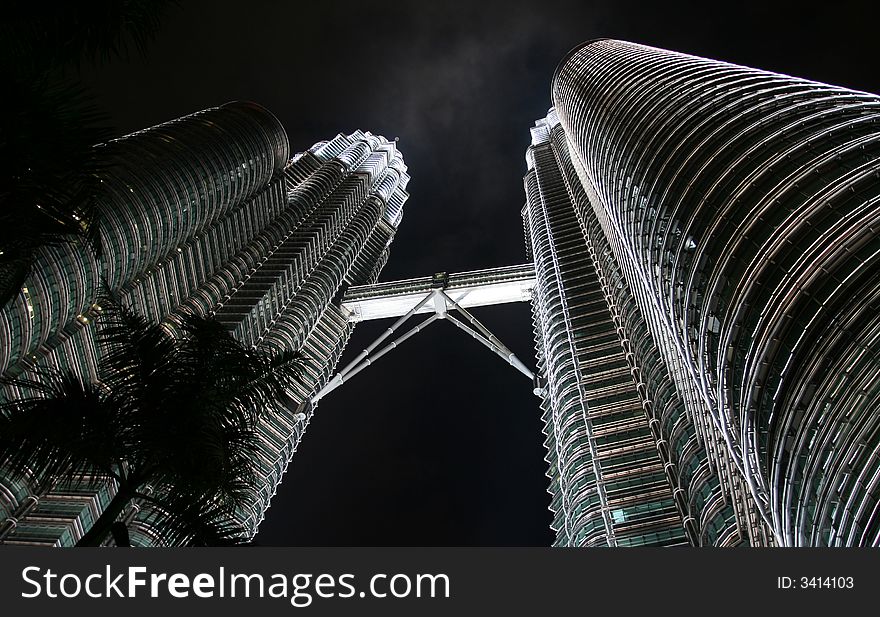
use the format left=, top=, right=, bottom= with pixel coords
left=2, top=40, right=879, bottom=547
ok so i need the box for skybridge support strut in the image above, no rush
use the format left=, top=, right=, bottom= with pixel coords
left=311, top=282, right=539, bottom=404
left=437, top=290, right=535, bottom=381
left=312, top=312, right=439, bottom=403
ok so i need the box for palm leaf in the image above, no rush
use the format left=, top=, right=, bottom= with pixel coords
left=0, top=367, right=124, bottom=485
left=0, top=1, right=179, bottom=75
left=0, top=75, right=111, bottom=307
left=137, top=487, right=251, bottom=547
left=2, top=297, right=306, bottom=545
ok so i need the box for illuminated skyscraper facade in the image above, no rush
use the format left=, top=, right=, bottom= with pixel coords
left=525, top=113, right=695, bottom=547
left=0, top=102, right=409, bottom=545
left=526, top=39, right=880, bottom=546
left=3, top=39, right=879, bottom=549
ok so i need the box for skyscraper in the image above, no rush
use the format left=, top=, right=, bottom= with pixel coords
left=525, top=39, right=880, bottom=546
left=3, top=38, right=879, bottom=549
left=0, top=102, right=409, bottom=545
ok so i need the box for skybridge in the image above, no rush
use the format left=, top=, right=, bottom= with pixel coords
left=340, top=263, right=536, bottom=322
left=311, top=264, right=539, bottom=403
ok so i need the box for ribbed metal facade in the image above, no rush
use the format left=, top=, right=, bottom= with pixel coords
left=0, top=102, right=409, bottom=546
left=529, top=39, right=880, bottom=546
left=526, top=114, right=693, bottom=546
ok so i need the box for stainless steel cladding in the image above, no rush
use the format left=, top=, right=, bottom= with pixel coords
left=0, top=104, right=409, bottom=546
left=538, top=39, right=880, bottom=546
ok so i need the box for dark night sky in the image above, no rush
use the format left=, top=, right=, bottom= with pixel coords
left=79, top=0, right=878, bottom=545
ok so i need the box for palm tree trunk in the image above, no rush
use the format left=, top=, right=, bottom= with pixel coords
left=75, top=484, right=134, bottom=547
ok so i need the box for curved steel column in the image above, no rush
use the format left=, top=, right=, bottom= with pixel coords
left=553, top=39, right=880, bottom=546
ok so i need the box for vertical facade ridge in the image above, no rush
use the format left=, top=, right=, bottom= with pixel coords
left=526, top=117, right=692, bottom=546
left=539, top=38, right=880, bottom=546
left=0, top=105, right=408, bottom=546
